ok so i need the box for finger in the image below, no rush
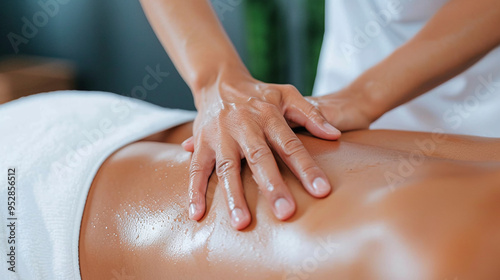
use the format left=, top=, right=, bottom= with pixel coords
left=282, top=89, right=341, bottom=140
left=264, top=113, right=332, bottom=198
left=238, top=129, right=296, bottom=221
left=181, top=136, right=194, bottom=152
left=188, top=138, right=215, bottom=221
left=214, top=139, right=251, bottom=230
left=286, top=97, right=340, bottom=139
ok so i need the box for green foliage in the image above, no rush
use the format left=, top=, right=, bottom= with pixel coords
left=245, top=0, right=287, bottom=84
left=304, top=0, right=325, bottom=95
left=244, top=0, right=325, bottom=95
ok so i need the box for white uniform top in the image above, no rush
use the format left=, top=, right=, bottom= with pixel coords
left=313, top=0, right=500, bottom=137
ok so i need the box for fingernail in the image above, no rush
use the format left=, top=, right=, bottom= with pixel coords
left=274, top=198, right=293, bottom=220
left=323, top=122, right=340, bottom=135
left=181, top=138, right=191, bottom=147
left=231, top=208, right=244, bottom=227
left=189, top=203, right=197, bottom=219
left=312, top=177, right=331, bottom=196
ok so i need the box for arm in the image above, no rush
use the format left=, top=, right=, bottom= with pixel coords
left=309, top=0, right=500, bottom=130
left=139, top=0, right=244, bottom=94
left=139, top=0, right=340, bottom=230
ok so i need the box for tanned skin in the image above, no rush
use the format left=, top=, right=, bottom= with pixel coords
left=80, top=123, right=500, bottom=279
left=139, top=0, right=500, bottom=229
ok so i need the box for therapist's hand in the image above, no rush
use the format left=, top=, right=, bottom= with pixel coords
left=183, top=69, right=340, bottom=230
left=303, top=87, right=378, bottom=132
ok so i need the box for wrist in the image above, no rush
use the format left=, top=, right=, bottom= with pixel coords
left=347, top=70, right=400, bottom=123
left=191, top=61, right=253, bottom=108
left=190, top=60, right=250, bottom=96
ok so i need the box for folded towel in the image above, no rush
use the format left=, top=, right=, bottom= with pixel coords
left=0, top=91, right=196, bottom=280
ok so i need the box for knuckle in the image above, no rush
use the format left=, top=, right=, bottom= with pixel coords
left=303, top=104, right=326, bottom=124
left=304, top=96, right=319, bottom=107
left=304, top=102, right=321, bottom=117
left=216, top=158, right=238, bottom=176
left=258, top=102, right=278, bottom=115
left=282, top=138, right=305, bottom=157
left=262, top=88, right=283, bottom=103
left=299, top=164, right=322, bottom=178
left=189, top=188, right=201, bottom=200
left=283, top=84, right=298, bottom=93
left=188, top=184, right=205, bottom=202
left=189, top=162, right=206, bottom=180
left=246, top=145, right=271, bottom=165
left=281, top=84, right=301, bottom=100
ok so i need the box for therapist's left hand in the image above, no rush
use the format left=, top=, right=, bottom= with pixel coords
left=182, top=69, right=341, bottom=230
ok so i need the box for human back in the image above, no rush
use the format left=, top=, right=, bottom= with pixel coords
left=79, top=126, right=500, bottom=279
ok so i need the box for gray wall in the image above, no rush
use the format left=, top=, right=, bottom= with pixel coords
left=0, top=0, right=247, bottom=110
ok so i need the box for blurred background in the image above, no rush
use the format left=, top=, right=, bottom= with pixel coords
left=0, top=0, right=325, bottom=109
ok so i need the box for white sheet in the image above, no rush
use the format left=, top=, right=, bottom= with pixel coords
left=0, top=91, right=196, bottom=279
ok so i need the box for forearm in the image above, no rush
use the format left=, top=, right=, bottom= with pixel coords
left=351, top=0, right=500, bottom=120
left=139, top=0, right=249, bottom=96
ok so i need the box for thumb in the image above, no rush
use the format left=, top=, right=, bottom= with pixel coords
left=284, top=97, right=341, bottom=140
left=181, top=136, right=195, bottom=152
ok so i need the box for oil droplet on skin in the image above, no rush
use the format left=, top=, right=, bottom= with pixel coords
left=267, top=183, right=274, bottom=192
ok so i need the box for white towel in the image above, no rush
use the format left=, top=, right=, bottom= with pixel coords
left=0, top=91, right=196, bottom=280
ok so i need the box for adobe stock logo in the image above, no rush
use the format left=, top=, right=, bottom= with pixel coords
left=340, top=0, right=404, bottom=62
left=211, top=0, right=243, bottom=21
left=283, top=236, right=340, bottom=280
left=111, top=268, right=135, bottom=280
left=7, top=0, right=71, bottom=53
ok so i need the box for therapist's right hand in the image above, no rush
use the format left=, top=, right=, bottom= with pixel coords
left=304, top=87, right=379, bottom=132
left=184, top=68, right=341, bottom=230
